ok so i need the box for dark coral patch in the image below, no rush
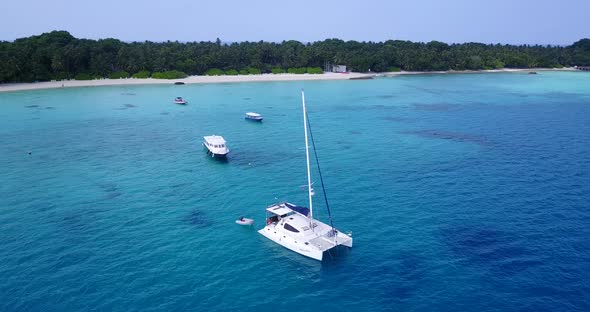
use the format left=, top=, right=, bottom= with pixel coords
left=402, top=129, right=489, bottom=146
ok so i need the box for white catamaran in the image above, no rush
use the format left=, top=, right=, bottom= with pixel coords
left=258, top=91, right=353, bottom=261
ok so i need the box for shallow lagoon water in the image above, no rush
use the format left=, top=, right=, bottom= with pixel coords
left=1, top=72, right=589, bottom=311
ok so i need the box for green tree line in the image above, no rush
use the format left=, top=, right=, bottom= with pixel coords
left=1, top=31, right=589, bottom=83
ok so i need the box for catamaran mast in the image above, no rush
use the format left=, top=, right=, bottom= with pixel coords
left=302, top=90, right=313, bottom=228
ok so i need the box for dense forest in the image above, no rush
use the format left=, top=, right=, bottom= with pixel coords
left=1, top=31, right=589, bottom=83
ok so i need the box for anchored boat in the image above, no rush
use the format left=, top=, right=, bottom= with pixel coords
left=203, top=135, right=229, bottom=157
left=245, top=112, right=263, bottom=121
left=258, top=91, right=352, bottom=261
left=174, top=97, right=187, bottom=105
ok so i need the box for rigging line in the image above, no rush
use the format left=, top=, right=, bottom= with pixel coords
left=305, top=111, right=335, bottom=231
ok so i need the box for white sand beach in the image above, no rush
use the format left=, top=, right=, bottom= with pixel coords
left=0, top=68, right=576, bottom=93
left=0, top=72, right=370, bottom=93
left=383, top=67, right=576, bottom=76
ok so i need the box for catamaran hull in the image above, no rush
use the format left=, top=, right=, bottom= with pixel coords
left=258, top=227, right=324, bottom=261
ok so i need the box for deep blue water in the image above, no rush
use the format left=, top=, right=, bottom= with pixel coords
left=1, top=72, right=589, bottom=311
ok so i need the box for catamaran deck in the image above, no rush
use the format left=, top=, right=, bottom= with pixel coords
left=263, top=202, right=352, bottom=252
left=309, top=232, right=352, bottom=251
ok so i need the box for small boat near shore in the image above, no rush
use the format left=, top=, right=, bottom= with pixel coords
left=245, top=112, right=263, bottom=121
left=203, top=135, right=229, bottom=157
left=174, top=97, right=187, bottom=105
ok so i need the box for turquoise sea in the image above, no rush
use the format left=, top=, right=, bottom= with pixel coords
left=1, top=72, right=589, bottom=311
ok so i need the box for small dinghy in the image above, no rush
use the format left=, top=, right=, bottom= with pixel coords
left=236, top=217, right=254, bottom=225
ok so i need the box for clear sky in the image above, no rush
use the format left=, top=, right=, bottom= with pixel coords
left=1, top=0, right=589, bottom=45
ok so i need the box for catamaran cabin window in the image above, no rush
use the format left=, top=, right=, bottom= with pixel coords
left=284, top=223, right=300, bottom=233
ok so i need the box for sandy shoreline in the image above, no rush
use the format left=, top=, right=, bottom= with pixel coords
left=384, top=67, right=576, bottom=76
left=0, top=68, right=576, bottom=93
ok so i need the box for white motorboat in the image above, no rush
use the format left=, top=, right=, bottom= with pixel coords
left=245, top=112, right=263, bottom=121
left=203, top=135, right=229, bottom=157
left=258, top=91, right=352, bottom=261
